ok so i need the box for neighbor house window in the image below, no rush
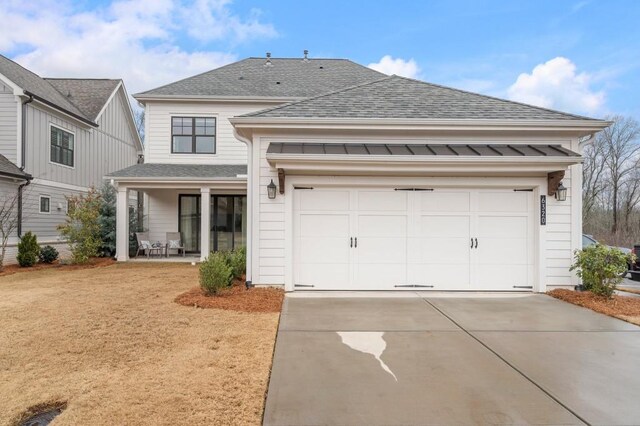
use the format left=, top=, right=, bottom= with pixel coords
left=39, top=196, right=51, bottom=213
left=50, top=125, right=75, bottom=167
left=171, top=117, right=216, bottom=154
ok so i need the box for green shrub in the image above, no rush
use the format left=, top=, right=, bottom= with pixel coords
left=199, top=251, right=233, bottom=295
left=39, top=245, right=59, bottom=264
left=229, top=246, right=246, bottom=279
left=17, top=231, right=40, bottom=267
left=58, top=188, right=102, bottom=264
left=570, top=244, right=634, bottom=298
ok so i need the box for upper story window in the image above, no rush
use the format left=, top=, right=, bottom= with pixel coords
left=39, top=195, right=51, bottom=213
left=50, top=125, right=75, bottom=167
left=172, top=117, right=216, bottom=154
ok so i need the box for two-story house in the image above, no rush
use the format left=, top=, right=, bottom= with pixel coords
left=0, top=55, right=142, bottom=263
left=110, top=53, right=609, bottom=293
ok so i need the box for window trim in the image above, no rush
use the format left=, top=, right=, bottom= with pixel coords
left=49, top=123, right=76, bottom=169
left=170, top=115, right=217, bottom=155
left=39, top=195, right=51, bottom=214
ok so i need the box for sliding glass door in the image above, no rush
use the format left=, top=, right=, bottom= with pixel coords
left=178, top=194, right=246, bottom=254
left=178, top=195, right=201, bottom=253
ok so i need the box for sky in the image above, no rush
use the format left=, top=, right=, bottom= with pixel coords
left=0, top=0, right=638, bottom=120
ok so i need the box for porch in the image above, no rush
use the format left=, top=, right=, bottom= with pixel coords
left=108, top=163, right=248, bottom=262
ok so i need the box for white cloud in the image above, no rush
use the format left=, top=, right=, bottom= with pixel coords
left=508, top=57, right=605, bottom=114
left=0, top=0, right=277, bottom=97
left=368, top=55, right=420, bottom=78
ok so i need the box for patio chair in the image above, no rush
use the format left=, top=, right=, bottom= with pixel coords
left=166, top=232, right=186, bottom=257
left=135, top=232, right=153, bottom=258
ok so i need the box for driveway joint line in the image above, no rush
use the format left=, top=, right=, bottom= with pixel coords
left=420, top=297, right=592, bottom=426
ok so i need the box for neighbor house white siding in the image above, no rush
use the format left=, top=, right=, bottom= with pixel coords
left=0, top=83, right=18, bottom=164
left=144, top=101, right=276, bottom=165
left=251, top=132, right=581, bottom=291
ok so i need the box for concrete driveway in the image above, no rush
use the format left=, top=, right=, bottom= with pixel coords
left=263, top=294, right=640, bottom=425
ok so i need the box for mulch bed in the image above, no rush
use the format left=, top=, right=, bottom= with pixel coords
left=548, top=288, right=640, bottom=326
left=175, top=280, right=284, bottom=313
left=0, top=257, right=115, bottom=277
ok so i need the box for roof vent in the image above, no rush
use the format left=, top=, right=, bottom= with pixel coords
left=303, top=50, right=309, bottom=62
left=264, top=52, right=273, bottom=67
left=66, top=90, right=72, bottom=97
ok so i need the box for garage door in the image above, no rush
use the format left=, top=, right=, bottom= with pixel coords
left=293, top=187, right=534, bottom=291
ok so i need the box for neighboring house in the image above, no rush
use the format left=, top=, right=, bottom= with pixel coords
left=0, top=55, right=142, bottom=263
left=110, top=53, right=609, bottom=293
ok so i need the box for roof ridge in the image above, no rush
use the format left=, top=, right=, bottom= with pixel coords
left=391, top=74, right=601, bottom=121
left=44, top=77, right=121, bottom=81
left=242, top=74, right=394, bottom=117
left=134, top=58, right=246, bottom=96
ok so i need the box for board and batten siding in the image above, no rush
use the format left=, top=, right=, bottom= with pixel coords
left=0, top=83, right=18, bottom=164
left=24, top=100, right=139, bottom=188
left=144, top=101, right=276, bottom=165
left=251, top=134, right=581, bottom=291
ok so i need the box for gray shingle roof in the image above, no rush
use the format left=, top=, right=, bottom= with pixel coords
left=242, top=75, right=602, bottom=121
left=0, top=154, right=30, bottom=180
left=266, top=143, right=580, bottom=157
left=0, top=55, right=124, bottom=125
left=45, top=79, right=120, bottom=121
left=108, top=163, right=247, bottom=179
left=134, top=57, right=385, bottom=99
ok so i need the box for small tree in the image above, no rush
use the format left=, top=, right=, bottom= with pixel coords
left=0, top=188, right=21, bottom=270
left=16, top=231, right=39, bottom=267
left=570, top=245, right=635, bottom=298
left=58, top=188, right=102, bottom=264
left=98, top=182, right=117, bottom=257
left=199, top=251, right=233, bottom=295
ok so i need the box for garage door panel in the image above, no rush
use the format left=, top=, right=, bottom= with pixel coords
left=358, top=190, right=407, bottom=211
left=419, top=191, right=470, bottom=212
left=358, top=215, right=407, bottom=237
left=476, top=265, right=529, bottom=290
left=356, top=264, right=407, bottom=288
left=420, top=215, right=470, bottom=238
left=478, top=191, right=529, bottom=213
left=409, top=264, right=470, bottom=289
left=299, top=238, right=350, bottom=264
left=297, top=263, right=350, bottom=288
left=358, top=238, right=406, bottom=263
left=419, top=238, right=470, bottom=263
left=477, top=238, right=527, bottom=264
left=477, top=216, right=527, bottom=238
left=299, top=214, right=349, bottom=237
left=298, top=190, right=350, bottom=211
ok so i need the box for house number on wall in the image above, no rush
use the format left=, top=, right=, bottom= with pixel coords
left=540, top=195, right=546, bottom=225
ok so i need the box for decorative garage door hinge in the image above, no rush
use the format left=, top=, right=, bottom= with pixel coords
left=513, top=285, right=533, bottom=289
left=394, top=284, right=435, bottom=288
left=294, top=284, right=315, bottom=288
left=394, top=188, right=434, bottom=192
left=293, top=186, right=314, bottom=190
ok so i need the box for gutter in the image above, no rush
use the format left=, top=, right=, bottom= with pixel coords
left=17, top=176, right=32, bottom=237
left=17, top=94, right=34, bottom=238
left=24, top=90, right=98, bottom=128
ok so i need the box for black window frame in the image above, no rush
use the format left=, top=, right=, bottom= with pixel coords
left=39, top=195, right=51, bottom=214
left=50, top=125, right=75, bottom=167
left=171, top=116, right=216, bottom=154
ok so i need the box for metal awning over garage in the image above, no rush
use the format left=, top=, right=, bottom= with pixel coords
left=265, top=142, right=582, bottom=176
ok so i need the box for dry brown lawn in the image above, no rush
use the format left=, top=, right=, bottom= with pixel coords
left=0, top=263, right=280, bottom=426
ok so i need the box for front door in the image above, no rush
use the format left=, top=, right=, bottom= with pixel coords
left=179, top=195, right=200, bottom=253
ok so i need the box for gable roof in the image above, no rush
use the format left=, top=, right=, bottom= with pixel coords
left=134, top=57, right=385, bottom=100
left=0, top=154, right=31, bottom=180
left=45, top=78, right=121, bottom=121
left=240, top=75, right=604, bottom=122
left=107, top=163, right=246, bottom=180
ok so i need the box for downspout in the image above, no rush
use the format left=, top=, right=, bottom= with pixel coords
left=233, top=128, right=253, bottom=288
left=18, top=95, right=34, bottom=237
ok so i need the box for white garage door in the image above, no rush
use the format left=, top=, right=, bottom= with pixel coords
left=293, top=187, right=534, bottom=291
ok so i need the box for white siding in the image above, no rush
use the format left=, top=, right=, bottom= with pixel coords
left=145, top=189, right=181, bottom=243
left=0, top=83, right=17, bottom=164
left=252, top=133, right=581, bottom=290
left=144, top=101, right=276, bottom=164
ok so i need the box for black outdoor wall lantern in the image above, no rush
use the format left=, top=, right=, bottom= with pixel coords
left=555, top=182, right=567, bottom=201
left=267, top=179, right=277, bottom=199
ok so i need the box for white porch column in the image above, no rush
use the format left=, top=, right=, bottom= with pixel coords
left=200, top=187, right=211, bottom=261
left=116, top=186, right=129, bottom=261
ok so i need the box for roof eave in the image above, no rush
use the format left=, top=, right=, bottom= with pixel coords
left=25, top=91, right=98, bottom=128
left=230, top=117, right=611, bottom=134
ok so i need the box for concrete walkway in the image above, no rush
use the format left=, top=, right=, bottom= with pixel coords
left=263, top=294, right=640, bottom=425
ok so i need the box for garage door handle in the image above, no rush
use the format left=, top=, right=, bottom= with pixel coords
left=474, top=238, right=478, bottom=249
left=470, top=238, right=473, bottom=248
left=355, top=237, right=358, bottom=248
left=350, top=237, right=353, bottom=248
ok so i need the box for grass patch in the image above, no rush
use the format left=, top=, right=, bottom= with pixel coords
left=548, top=288, right=640, bottom=326
left=0, top=257, right=114, bottom=277
left=0, top=262, right=279, bottom=425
